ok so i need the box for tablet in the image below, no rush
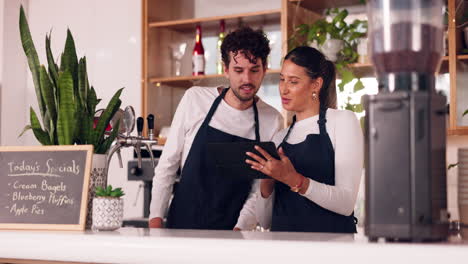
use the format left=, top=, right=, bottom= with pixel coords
left=207, top=141, right=279, bottom=179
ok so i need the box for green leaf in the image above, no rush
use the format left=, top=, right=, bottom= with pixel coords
left=30, top=108, right=51, bottom=145
left=73, top=108, right=85, bottom=144
left=48, top=113, right=56, bottom=144
left=463, top=109, right=468, bottom=117
left=46, top=33, right=59, bottom=90
left=19, top=5, right=46, bottom=119
left=91, top=88, right=123, bottom=150
left=353, top=102, right=364, bottom=113
left=80, top=115, right=93, bottom=145
left=95, top=185, right=124, bottom=197
left=39, top=65, right=57, bottom=124
left=78, top=57, right=89, bottom=110
left=60, top=29, right=79, bottom=95
left=40, top=109, right=50, bottom=134
left=338, top=82, right=345, bottom=92
left=95, top=120, right=120, bottom=154
left=354, top=79, right=365, bottom=92
left=340, top=68, right=354, bottom=88
left=297, top=24, right=309, bottom=36
left=87, top=86, right=98, bottom=114
left=18, top=125, right=32, bottom=138
left=332, top=9, right=348, bottom=26
left=57, top=70, right=76, bottom=145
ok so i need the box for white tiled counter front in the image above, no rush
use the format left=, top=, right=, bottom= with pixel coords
left=0, top=228, right=467, bottom=264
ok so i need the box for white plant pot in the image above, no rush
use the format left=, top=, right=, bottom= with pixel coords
left=321, top=39, right=343, bottom=62
left=86, top=154, right=108, bottom=229
left=92, top=197, right=124, bottom=231
left=357, top=37, right=369, bottom=64
left=309, top=39, right=343, bottom=62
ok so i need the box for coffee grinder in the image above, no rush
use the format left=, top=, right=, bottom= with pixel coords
left=363, top=0, right=449, bottom=241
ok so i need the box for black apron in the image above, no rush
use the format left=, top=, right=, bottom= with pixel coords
left=271, top=108, right=357, bottom=233
left=166, top=88, right=260, bottom=230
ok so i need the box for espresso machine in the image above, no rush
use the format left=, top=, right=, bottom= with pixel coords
left=363, top=0, right=449, bottom=241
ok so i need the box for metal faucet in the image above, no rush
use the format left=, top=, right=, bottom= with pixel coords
left=106, top=106, right=158, bottom=174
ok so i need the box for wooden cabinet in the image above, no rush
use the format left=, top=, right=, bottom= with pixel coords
left=142, top=0, right=283, bottom=132
left=448, top=0, right=468, bottom=135
left=141, top=0, right=467, bottom=134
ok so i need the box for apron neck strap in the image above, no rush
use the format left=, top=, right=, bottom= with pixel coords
left=203, top=87, right=260, bottom=141
left=252, top=100, right=260, bottom=142
left=317, top=108, right=327, bottom=135
left=282, top=115, right=297, bottom=143
left=282, top=108, right=328, bottom=143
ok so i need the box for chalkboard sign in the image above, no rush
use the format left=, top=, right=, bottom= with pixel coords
left=0, top=145, right=93, bottom=230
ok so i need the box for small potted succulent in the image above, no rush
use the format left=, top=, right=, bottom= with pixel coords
left=92, top=185, right=125, bottom=231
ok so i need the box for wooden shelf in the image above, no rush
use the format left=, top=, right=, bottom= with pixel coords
left=289, top=0, right=364, bottom=12
left=442, top=55, right=468, bottom=61
left=148, top=9, right=281, bottom=32
left=348, top=58, right=451, bottom=75
left=150, top=69, right=281, bottom=87
left=348, top=62, right=374, bottom=78
left=448, top=127, right=468, bottom=136
left=149, top=64, right=375, bottom=87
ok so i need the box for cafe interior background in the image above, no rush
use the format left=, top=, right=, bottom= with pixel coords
left=0, top=0, right=467, bottom=226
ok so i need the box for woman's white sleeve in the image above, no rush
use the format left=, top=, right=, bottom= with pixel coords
left=235, top=180, right=260, bottom=230
left=301, top=111, right=364, bottom=216
left=255, top=187, right=274, bottom=229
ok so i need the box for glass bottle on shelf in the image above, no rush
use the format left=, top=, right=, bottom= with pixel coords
left=216, top=20, right=226, bottom=75
left=192, top=24, right=205, bottom=76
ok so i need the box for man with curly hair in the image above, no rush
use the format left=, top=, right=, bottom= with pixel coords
left=149, top=27, right=283, bottom=230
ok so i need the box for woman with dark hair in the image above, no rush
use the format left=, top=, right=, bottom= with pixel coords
left=245, top=46, right=363, bottom=233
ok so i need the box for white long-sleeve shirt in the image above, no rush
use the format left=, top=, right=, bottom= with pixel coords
left=256, top=108, right=364, bottom=229
left=149, top=86, right=283, bottom=230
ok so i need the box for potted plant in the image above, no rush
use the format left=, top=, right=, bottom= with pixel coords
left=18, top=5, right=123, bottom=228
left=289, top=8, right=367, bottom=115
left=19, top=5, right=122, bottom=152
left=92, top=185, right=125, bottom=231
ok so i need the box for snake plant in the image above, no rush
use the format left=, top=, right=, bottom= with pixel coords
left=18, top=5, right=122, bottom=154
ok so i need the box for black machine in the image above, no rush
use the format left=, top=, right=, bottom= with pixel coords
left=123, top=149, right=161, bottom=228
left=363, top=0, right=449, bottom=241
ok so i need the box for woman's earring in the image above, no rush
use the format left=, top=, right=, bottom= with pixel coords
left=312, top=92, right=318, bottom=101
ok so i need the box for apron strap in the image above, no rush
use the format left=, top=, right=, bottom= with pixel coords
left=252, top=100, right=260, bottom=142
left=202, top=87, right=261, bottom=141
left=202, top=88, right=229, bottom=127
left=317, top=108, right=328, bottom=135
left=282, top=115, right=297, bottom=143
left=282, top=108, right=328, bottom=143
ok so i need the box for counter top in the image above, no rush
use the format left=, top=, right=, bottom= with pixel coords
left=0, top=228, right=467, bottom=264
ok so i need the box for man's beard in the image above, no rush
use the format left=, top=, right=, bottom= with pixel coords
left=231, top=84, right=256, bottom=102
